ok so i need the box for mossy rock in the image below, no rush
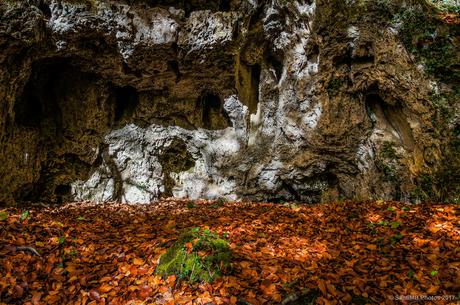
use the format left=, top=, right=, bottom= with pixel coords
left=156, top=227, right=231, bottom=283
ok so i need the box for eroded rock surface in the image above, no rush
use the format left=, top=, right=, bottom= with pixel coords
left=0, top=0, right=459, bottom=205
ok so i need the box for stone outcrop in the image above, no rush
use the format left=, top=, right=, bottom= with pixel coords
left=0, top=0, right=458, bottom=205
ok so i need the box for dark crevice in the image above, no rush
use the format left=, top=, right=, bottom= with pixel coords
left=113, top=85, right=139, bottom=122
left=219, top=0, right=231, bottom=11
left=198, top=91, right=232, bottom=130
left=353, top=55, right=375, bottom=65
left=37, top=0, right=51, bottom=19
left=202, top=91, right=221, bottom=129
left=158, top=139, right=195, bottom=197
left=54, top=184, right=71, bottom=196
left=167, top=60, right=181, bottom=81
left=250, top=64, right=261, bottom=103
left=333, top=49, right=353, bottom=68
left=267, top=55, right=283, bottom=80
left=307, top=44, right=320, bottom=63
left=14, top=58, right=67, bottom=130
left=14, top=91, right=43, bottom=128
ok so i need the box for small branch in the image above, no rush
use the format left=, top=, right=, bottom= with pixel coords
left=16, top=246, right=41, bottom=257
left=281, top=289, right=312, bottom=305
left=30, top=202, right=50, bottom=208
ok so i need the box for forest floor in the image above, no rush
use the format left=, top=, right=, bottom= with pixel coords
left=0, top=199, right=458, bottom=305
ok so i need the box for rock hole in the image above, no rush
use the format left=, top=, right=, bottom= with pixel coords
left=353, top=55, right=375, bottom=65
left=307, top=43, right=320, bottom=63
left=55, top=184, right=71, bottom=196
left=38, top=1, right=51, bottom=19
left=250, top=63, right=261, bottom=100
left=167, top=60, right=181, bottom=81
left=219, top=0, right=231, bottom=11
left=114, top=86, right=139, bottom=122
left=267, top=55, right=283, bottom=80
left=333, top=50, right=352, bottom=68
left=235, top=59, right=260, bottom=114
left=159, top=139, right=195, bottom=197
left=14, top=91, right=43, bottom=128
left=14, top=59, right=67, bottom=128
left=201, top=91, right=222, bottom=129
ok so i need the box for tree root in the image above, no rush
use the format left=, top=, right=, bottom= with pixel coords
left=16, top=246, right=41, bottom=257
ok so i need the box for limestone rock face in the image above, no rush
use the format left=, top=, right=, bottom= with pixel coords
left=0, top=0, right=458, bottom=205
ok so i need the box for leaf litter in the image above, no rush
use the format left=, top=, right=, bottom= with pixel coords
left=0, top=199, right=458, bottom=304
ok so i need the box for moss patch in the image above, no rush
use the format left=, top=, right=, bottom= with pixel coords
left=156, top=227, right=231, bottom=283
left=394, top=3, right=460, bottom=81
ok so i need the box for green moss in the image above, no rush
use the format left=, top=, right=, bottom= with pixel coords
left=394, top=4, right=460, bottom=81
left=380, top=141, right=398, bottom=160
left=156, top=227, right=231, bottom=283
left=327, top=79, right=344, bottom=97
left=427, top=0, right=460, bottom=13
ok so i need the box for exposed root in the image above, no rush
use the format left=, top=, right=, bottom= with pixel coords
left=16, top=246, right=41, bottom=257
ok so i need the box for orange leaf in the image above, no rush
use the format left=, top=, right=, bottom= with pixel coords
left=31, top=292, right=42, bottom=305
left=318, top=280, right=327, bottom=295
left=98, top=283, right=112, bottom=293
left=260, top=280, right=277, bottom=297
left=326, top=283, right=337, bottom=296
left=133, top=258, right=144, bottom=266
left=366, top=244, right=377, bottom=250
left=185, top=242, right=193, bottom=253
left=167, top=275, right=176, bottom=287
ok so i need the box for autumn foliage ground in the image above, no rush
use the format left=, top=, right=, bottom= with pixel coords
left=0, top=200, right=458, bottom=305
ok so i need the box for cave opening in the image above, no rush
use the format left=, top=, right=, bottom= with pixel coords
left=11, top=57, right=104, bottom=204
left=167, top=60, right=181, bottom=81
left=235, top=58, right=261, bottom=114
left=14, top=59, right=66, bottom=128
left=114, top=85, right=140, bottom=122
left=307, top=43, right=320, bottom=63
left=196, top=91, right=232, bottom=130
left=38, top=0, right=52, bottom=19
left=55, top=184, right=71, bottom=196
left=219, top=0, right=231, bottom=11
left=202, top=91, right=222, bottom=129
left=267, top=55, right=283, bottom=80
left=14, top=91, right=43, bottom=128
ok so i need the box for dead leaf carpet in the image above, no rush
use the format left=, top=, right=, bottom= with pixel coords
left=0, top=200, right=459, bottom=304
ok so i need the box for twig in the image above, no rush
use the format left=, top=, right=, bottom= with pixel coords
left=30, top=202, right=50, bottom=208
left=281, top=289, right=311, bottom=305
left=16, top=246, right=41, bottom=257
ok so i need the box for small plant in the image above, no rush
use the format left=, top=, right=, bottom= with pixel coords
left=377, top=220, right=389, bottom=226
left=156, top=227, right=231, bottom=283
left=407, top=270, right=415, bottom=278
left=0, top=211, right=8, bottom=221
left=389, top=233, right=404, bottom=244
left=186, top=201, right=195, bottom=209
left=210, top=197, right=227, bottom=209
left=20, top=210, right=30, bottom=221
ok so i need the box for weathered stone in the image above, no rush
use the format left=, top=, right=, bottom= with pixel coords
left=0, top=0, right=458, bottom=205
